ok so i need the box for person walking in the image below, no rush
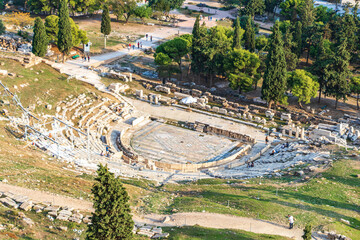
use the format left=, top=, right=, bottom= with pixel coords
left=132, top=44, right=135, bottom=50
left=128, top=43, right=131, bottom=51
left=137, top=42, right=140, bottom=48
left=150, top=35, right=152, bottom=41
left=140, top=42, right=143, bottom=49
left=265, top=135, right=269, bottom=145
left=288, top=215, right=294, bottom=229
left=88, top=55, right=90, bottom=62
left=146, top=34, right=148, bottom=41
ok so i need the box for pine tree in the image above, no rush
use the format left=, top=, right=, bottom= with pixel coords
left=101, top=5, right=111, bottom=49
left=302, top=224, right=312, bottom=240
left=233, top=17, right=244, bottom=49
left=325, top=39, right=350, bottom=109
left=57, top=0, right=73, bottom=62
left=261, top=21, right=287, bottom=108
left=32, top=17, right=48, bottom=57
left=294, top=21, right=302, bottom=58
left=244, top=16, right=255, bottom=52
left=86, top=164, right=134, bottom=240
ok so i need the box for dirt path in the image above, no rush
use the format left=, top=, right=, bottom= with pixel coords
left=134, top=212, right=304, bottom=240
left=0, top=183, right=303, bottom=239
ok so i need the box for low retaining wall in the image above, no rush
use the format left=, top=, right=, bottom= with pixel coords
left=152, top=144, right=251, bottom=173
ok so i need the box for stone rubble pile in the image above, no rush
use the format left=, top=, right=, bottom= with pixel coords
left=326, top=231, right=351, bottom=240
left=0, top=191, right=91, bottom=225
left=133, top=223, right=169, bottom=239
left=309, top=123, right=360, bottom=146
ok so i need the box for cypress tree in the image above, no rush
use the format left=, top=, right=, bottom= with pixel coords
left=294, top=21, right=302, bottom=58
left=101, top=5, right=111, bottom=49
left=311, top=37, right=332, bottom=103
left=57, top=0, right=73, bottom=62
left=233, top=17, right=244, bottom=49
left=0, top=20, right=5, bottom=35
left=283, top=27, right=298, bottom=71
left=32, top=17, right=48, bottom=57
left=244, top=16, right=255, bottom=52
left=86, top=164, right=134, bottom=240
left=192, top=15, right=200, bottom=38
left=261, top=21, right=287, bottom=109
left=325, top=39, right=350, bottom=109
left=191, top=16, right=207, bottom=77
left=300, top=0, right=314, bottom=30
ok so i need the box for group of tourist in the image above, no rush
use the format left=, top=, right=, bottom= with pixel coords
left=127, top=34, right=153, bottom=51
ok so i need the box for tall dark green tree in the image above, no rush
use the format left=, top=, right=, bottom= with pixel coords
left=233, top=17, right=244, bottom=49
left=294, top=21, right=302, bottom=57
left=283, top=27, right=298, bottom=70
left=0, top=19, right=5, bottom=35
left=325, top=39, right=350, bottom=109
left=244, top=16, right=255, bottom=52
left=335, top=7, right=358, bottom=60
left=311, top=37, right=332, bottom=103
left=261, top=21, right=287, bottom=108
left=192, top=15, right=200, bottom=39
left=300, top=0, right=315, bottom=30
left=86, top=164, right=134, bottom=240
left=191, top=17, right=208, bottom=80
left=32, top=17, right=48, bottom=57
left=243, top=0, right=265, bottom=17
left=57, top=0, right=73, bottom=62
left=101, top=5, right=111, bottom=49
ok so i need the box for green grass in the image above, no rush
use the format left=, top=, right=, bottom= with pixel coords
left=86, top=31, right=126, bottom=52
left=134, top=158, right=360, bottom=239
left=163, top=226, right=291, bottom=240
left=0, top=57, right=98, bottom=115
left=216, top=20, right=232, bottom=28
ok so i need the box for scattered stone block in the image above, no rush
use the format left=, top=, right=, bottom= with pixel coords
left=219, top=108, right=227, bottom=115
left=69, top=213, right=83, bottom=224
left=22, top=217, right=34, bottom=227
left=59, top=226, right=68, bottom=231
left=340, top=219, right=350, bottom=225
left=19, top=201, right=33, bottom=211
left=136, top=89, right=143, bottom=98
left=44, top=206, right=60, bottom=212
left=0, top=197, right=18, bottom=208
left=162, top=216, right=171, bottom=223
left=48, top=211, right=58, bottom=217
left=33, top=204, right=44, bottom=211
left=57, top=214, right=70, bottom=221
left=152, top=233, right=170, bottom=239
left=281, top=113, right=292, bottom=122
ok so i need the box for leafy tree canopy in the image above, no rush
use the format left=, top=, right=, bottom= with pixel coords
left=288, top=69, right=319, bottom=105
